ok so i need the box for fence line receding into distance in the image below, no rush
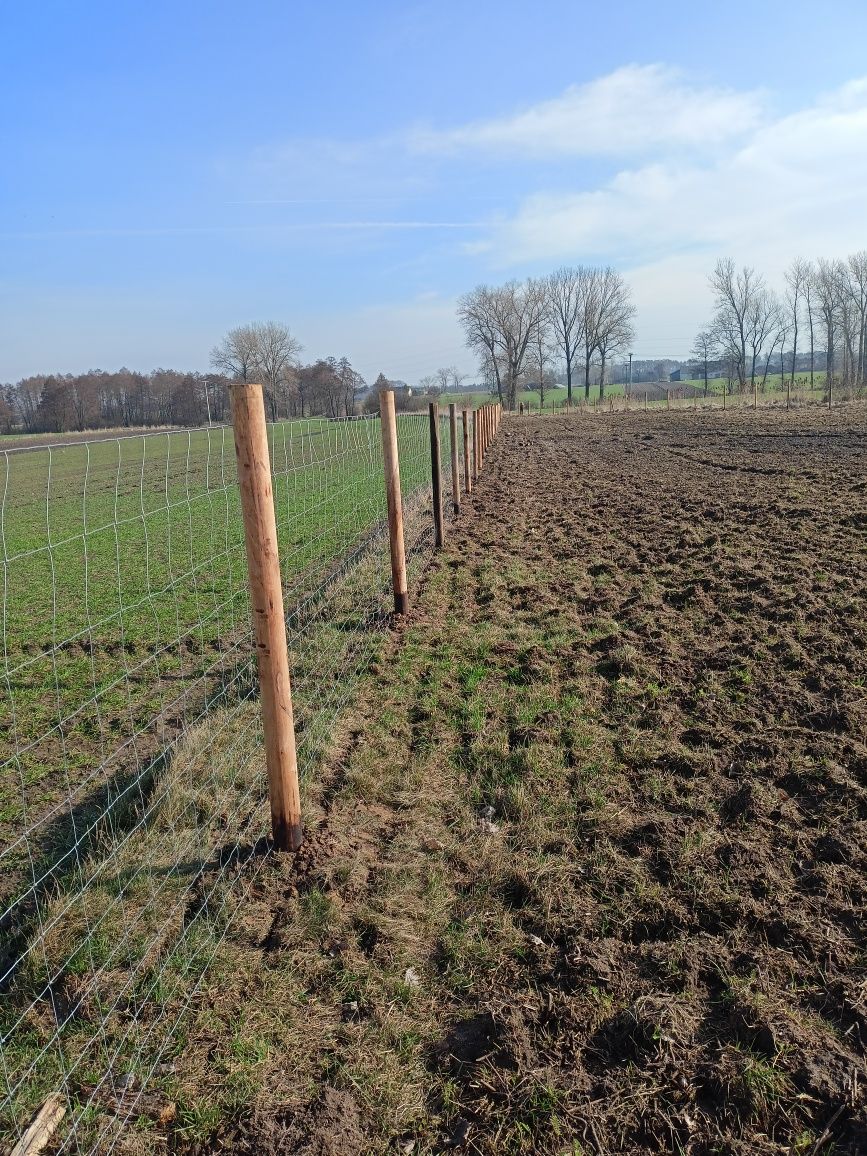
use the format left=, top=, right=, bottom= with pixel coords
left=0, top=392, right=502, bottom=1155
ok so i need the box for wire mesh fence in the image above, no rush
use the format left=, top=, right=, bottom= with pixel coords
left=0, top=402, right=467, bottom=1154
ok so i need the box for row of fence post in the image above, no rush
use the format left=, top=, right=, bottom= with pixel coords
left=228, top=384, right=501, bottom=852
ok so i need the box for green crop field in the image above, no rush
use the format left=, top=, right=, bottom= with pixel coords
left=0, top=415, right=443, bottom=907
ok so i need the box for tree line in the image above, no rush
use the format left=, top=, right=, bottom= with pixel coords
left=457, top=266, right=636, bottom=409
left=694, top=253, right=867, bottom=394
left=0, top=322, right=368, bottom=435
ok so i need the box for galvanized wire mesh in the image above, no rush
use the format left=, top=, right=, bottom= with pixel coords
left=0, top=405, right=471, bottom=1154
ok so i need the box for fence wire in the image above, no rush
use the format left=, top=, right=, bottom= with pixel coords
left=0, top=406, right=467, bottom=1154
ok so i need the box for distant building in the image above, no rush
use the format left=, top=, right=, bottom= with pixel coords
left=669, top=369, right=684, bottom=382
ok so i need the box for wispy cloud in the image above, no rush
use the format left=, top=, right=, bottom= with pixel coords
left=0, top=221, right=484, bottom=241
left=408, top=65, right=765, bottom=157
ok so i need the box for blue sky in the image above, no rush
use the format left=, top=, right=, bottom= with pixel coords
left=2, top=0, right=866, bottom=383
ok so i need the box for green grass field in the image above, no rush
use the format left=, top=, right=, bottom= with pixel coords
left=0, top=414, right=445, bottom=908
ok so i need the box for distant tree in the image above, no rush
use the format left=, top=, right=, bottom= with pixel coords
left=458, top=280, right=546, bottom=409
left=210, top=321, right=301, bottom=420
left=785, top=259, right=810, bottom=388
left=813, top=259, right=842, bottom=386
left=691, top=329, right=719, bottom=396
left=434, top=367, right=452, bottom=393
left=210, top=325, right=259, bottom=384
left=710, top=258, right=763, bottom=391
left=592, top=267, right=636, bottom=399
left=546, top=266, right=588, bottom=404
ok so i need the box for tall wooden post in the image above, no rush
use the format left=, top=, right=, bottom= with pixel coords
left=644, top=391, right=648, bottom=412
left=753, top=381, right=758, bottom=409
left=429, top=402, right=445, bottom=547
left=379, top=389, right=409, bottom=615
left=230, top=382, right=302, bottom=852
left=448, top=402, right=460, bottom=515
left=472, top=408, right=480, bottom=479
left=462, top=407, right=472, bottom=494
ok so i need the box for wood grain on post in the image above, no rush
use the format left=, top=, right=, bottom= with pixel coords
left=462, top=407, right=472, bottom=494
left=10, top=1096, right=66, bottom=1156
left=448, top=402, right=460, bottom=515
left=378, top=389, right=409, bottom=615
left=230, top=382, right=303, bottom=852
left=429, top=401, right=445, bottom=547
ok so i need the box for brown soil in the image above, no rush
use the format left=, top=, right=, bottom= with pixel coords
left=167, top=407, right=866, bottom=1156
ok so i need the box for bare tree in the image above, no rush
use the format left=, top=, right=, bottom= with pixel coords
left=692, top=329, right=719, bottom=396
left=813, top=259, right=842, bottom=388
left=581, top=268, right=601, bottom=400
left=747, top=288, right=780, bottom=392
left=848, top=251, right=867, bottom=385
left=710, top=259, right=763, bottom=392
left=457, top=280, right=546, bottom=409
left=457, top=286, right=505, bottom=404
left=593, top=268, right=636, bottom=399
left=843, top=251, right=867, bottom=387
left=210, top=321, right=302, bottom=420
left=210, top=325, right=260, bottom=384
left=784, top=259, right=810, bottom=388
left=252, top=322, right=303, bottom=420
left=432, top=367, right=449, bottom=393
left=546, top=266, right=587, bottom=404
left=528, top=301, right=555, bottom=410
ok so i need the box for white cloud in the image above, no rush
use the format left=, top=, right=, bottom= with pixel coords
left=409, top=65, right=765, bottom=157
left=470, top=77, right=867, bottom=353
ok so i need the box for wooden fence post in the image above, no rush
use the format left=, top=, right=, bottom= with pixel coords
left=230, top=382, right=303, bottom=852
left=429, top=401, right=445, bottom=547
left=462, top=407, right=472, bottom=495
left=472, top=408, right=480, bottom=479
left=379, top=389, right=409, bottom=616
left=448, top=402, right=460, bottom=515
left=754, top=381, right=758, bottom=409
